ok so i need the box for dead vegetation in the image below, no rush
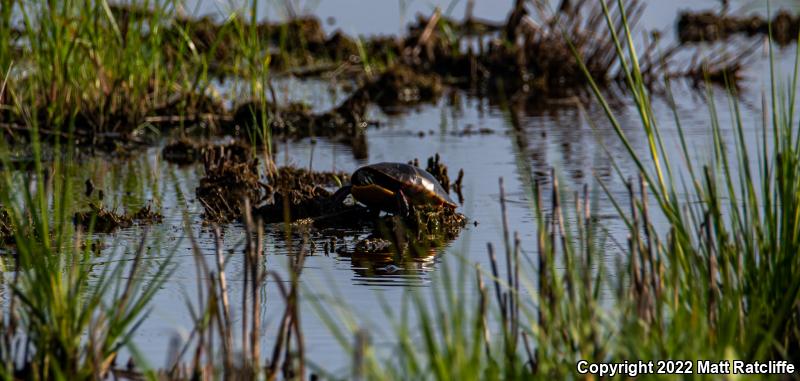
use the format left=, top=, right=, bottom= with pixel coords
left=195, top=142, right=261, bottom=223
left=0, top=208, right=13, bottom=243
left=162, top=139, right=250, bottom=166
left=161, top=138, right=207, bottom=165
left=255, top=166, right=349, bottom=223
left=678, top=9, right=800, bottom=45
left=228, top=89, right=370, bottom=153
left=230, top=152, right=470, bottom=256
left=2, top=0, right=758, bottom=155
left=409, top=154, right=465, bottom=201
left=73, top=204, right=163, bottom=233
left=338, top=206, right=466, bottom=258
left=360, top=65, right=444, bottom=110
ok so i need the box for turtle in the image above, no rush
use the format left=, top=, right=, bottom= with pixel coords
left=331, top=162, right=457, bottom=215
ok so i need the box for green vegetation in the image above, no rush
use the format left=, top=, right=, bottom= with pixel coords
left=0, top=115, right=171, bottom=379
left=319, top=2, right=800, bottom=380
left=0, top=0, right=799, bottom=380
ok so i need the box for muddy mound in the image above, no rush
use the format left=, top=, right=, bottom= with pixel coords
left=162, top=139, right=207, bottom=165
left=338, top=206, right=466, bottom=257
left=256, top=167, right=350, bottom=223
left=678, top=10, right=799, bottom=45
left=229, top=92, right=369, bottom=139
left=162, top=139, right=249, bottom=166
left=196, top=143, right=261, bottom=222
left=361, top=65, right=443, bottom=110
left=73, top=204, right=163, bottom=233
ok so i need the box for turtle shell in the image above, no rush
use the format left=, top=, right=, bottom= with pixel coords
left=350, top=162, right=456, bottom=211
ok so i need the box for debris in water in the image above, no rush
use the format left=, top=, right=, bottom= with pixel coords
left=677, top=10, right=799, bottom=45
left=162, top=139, right=249, bottom=166
left=453, top=169, right=465, bottom=203
left=73, top=203, right=163, bottom=233
left=354, top=237, right=394, bottom=255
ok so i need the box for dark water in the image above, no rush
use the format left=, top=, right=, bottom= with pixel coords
left=4, top=0, right=800, bottom=374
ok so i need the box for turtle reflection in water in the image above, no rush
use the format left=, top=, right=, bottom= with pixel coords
left=331, top=162, right=457, bottom=216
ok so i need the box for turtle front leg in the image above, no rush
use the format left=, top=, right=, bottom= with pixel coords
left=395, top=188, right=412, bottom=218
left=329, top=185, right=352, bottom=209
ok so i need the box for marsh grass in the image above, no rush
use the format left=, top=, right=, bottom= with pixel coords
left=0, top=116, right=172, bottom=380
left=578, top=0, right=800, bottom=363
left=0, top=0, right=285, bottom=146
left=9, top=1, right=174, bottom=133
left=1, top=0, right=799, bottom=380
left=156, top=203, right=310, bottom=380
left=317, top=1, right=800, bottom=380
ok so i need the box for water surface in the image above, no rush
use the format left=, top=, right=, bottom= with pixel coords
left=4, top=0, right=799, bottom=374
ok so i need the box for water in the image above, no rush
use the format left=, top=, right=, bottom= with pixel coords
left=4, top=0, right=800, bottom=375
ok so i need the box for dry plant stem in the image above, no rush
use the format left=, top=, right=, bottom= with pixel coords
left=265, top=243, right=306, bottom=380
left=536, top=179, right=548, bottom=332
left=475, top=267, right=493, bottom=361
left=486, top=243, right=507, bottom=326
left=498, top=178, right=514, bottom=337
left=243, top=198, right=261, bottom=371
left=213, top=227, right=234, bottom=372
left=551, top=169, right=574, bottom=301
left=639, top=175, right=659, bottom=304
left=291, top=236, right=307, bottom=379
left=705, top=208, right=718, bottom=333
left=408, top=8, right=442, bottom=61
left=521, top=331, right=536, bottom=373
left=513, top=231, right=521, bottom=354
left=626, top=182, right=639, bottom=280
left=352, top=329, right=369, bottom=381
left=268, top=311, right=291, bottom=380
left=242, top=233, right=250, bottom=367
left=266, top=272, right=292, bottom=380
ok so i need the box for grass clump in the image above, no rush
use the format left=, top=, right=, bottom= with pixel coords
left=0, top=132, right=171, bottom=379
left=577, top=0, right=800, bottom=364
